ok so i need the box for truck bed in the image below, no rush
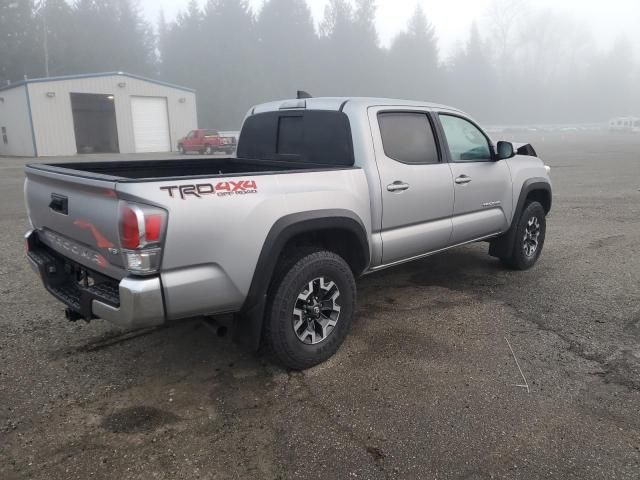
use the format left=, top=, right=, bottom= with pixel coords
left=27, top=157, right=353, bottom=182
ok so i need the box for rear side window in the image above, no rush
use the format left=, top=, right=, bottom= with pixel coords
left=237, top=110, right=354, bottom=166
left=378, top=112, right=439, bottom=164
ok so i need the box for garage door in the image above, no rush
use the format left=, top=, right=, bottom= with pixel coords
left=131, top=97, right=171, bottom=152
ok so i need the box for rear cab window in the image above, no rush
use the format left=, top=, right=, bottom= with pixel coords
left=378, top=112, right=439, bottom=164
left=237, top=110, right=354, bottom=166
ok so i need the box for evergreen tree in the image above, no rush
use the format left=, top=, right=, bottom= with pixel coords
left=387, top=6, right=440, bottom=100
left=350, top=0, right=382, bottom=95
left=34, top=0, right=76, bottom=77
left=0, top=0, right=39, bottom=83
left=198, top=0, right=257, bottom=127
left=158, top=1, right=203, bottom=89
left=319, top=0, right=382, bottom=95
left=70, top=0, right=154, bottom=76
left=256, top=0, right=317, bottom=99
left=446, top=23, right=497, bottom=120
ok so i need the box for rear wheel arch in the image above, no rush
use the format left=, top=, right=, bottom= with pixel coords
left=232, top=210, right=370, bottom=350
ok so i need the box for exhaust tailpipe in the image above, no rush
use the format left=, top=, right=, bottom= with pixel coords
left=65, top=308, right=82, bottom=322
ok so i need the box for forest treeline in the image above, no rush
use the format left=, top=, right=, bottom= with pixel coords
left=1, top=0, right=638, bottom=128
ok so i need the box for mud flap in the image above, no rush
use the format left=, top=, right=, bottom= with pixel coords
left=489, top=228, right=516, bottom=259
left=232, top=294, right=267, bottom=351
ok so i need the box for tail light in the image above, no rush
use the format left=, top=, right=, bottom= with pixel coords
left=118, top=201, right=167, bottom=275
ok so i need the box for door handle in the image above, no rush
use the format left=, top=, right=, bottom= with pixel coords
left=455, top=175, right=472, bottom=185
left=387, top=181, right=410, bottom=192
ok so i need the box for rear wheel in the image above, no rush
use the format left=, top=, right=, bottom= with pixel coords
left=204, top=144, right=213, bottom=155
left=178, top=144, right=185, bottom=154
left=264, top=249, right=355, bottom=370
left=500, top=201, right=546, bottom=270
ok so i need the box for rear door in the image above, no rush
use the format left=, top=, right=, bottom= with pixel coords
left=436, top=113, right=513, bottom=244
left=131, top=96, right=171, bottom=153
left=368, top=107, right=455, bottom=265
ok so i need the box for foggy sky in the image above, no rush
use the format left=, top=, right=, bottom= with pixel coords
left=141, top=0, right=640, bottom=58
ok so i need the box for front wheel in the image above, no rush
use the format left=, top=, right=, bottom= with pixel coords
left=500, top=201, right=546, bottom=270
left=264, top=249, right=356, bottom=370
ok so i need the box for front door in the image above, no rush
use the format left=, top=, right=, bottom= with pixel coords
left=369, top=107, right=455, bottom=265
left=437, top=113, right=513, bottom=244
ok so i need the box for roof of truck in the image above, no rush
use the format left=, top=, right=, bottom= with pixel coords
left=251, top=97, right=465, bottom=115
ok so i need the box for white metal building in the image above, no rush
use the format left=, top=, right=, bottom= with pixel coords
left=0, top=72, right=197, bottom=157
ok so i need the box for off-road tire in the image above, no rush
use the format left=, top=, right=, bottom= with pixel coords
left=501, top=201, right=546, bottom=270
left=264, top=249, right=356, bottom=370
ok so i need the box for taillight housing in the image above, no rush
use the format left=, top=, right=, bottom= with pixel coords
left=118, top=201, right=167, bottom=275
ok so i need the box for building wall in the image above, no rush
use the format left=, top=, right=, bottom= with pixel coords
left=27, top=74, right=197, bottom=156
left=0, top=86, right=36, bottom=157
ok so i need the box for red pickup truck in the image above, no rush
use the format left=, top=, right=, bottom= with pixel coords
left=177, top=129, right=237, bottom=155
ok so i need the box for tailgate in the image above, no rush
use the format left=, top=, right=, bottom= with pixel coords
left=25, top=166, right=126, bottom=279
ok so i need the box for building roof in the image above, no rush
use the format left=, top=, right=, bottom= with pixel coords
left=0, top=71, right=195, bottom=93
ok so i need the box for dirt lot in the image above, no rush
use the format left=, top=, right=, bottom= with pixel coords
left=1, top=133, right=639, bottom=479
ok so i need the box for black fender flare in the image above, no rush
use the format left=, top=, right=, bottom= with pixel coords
left=232, top=209, right=370, bottom=350
left=489, top=178, right=552, bottom=259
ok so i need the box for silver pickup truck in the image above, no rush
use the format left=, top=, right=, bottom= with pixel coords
left=24, top=97, right=551, bottom=369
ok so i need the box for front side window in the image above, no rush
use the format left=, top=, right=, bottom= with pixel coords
left=439, top=114, right=492, bottom=162
left=187, top=130, right=196, bottom=138
left=378, top=112, right=439, bottom=164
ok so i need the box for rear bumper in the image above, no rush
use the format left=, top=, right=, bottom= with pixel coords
left=25, top=230, right=165, bottom=330
left=91, top=276, right=165, bottom=329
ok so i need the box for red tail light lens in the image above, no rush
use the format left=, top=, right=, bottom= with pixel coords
left=119, top=202, right=167, bottom=250
left=144, top=215, right=163, bottom=243
left=118, top=202, right=167, bottom=275
left=120, top=206, right=140, bottom=249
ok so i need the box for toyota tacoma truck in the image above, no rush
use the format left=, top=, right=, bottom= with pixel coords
left=24, top=96, right=552, bottom=369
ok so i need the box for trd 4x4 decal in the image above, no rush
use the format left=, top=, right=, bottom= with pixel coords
left=160, top=180, right=258, bottom=199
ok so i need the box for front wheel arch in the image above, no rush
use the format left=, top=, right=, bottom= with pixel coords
left=490, top=180, right=551, bottom=259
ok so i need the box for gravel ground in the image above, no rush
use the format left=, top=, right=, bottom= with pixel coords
left=1, top=132, right=639, bottom=479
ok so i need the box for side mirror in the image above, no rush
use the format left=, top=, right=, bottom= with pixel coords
left=496, top=141, right=515, bottom=160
